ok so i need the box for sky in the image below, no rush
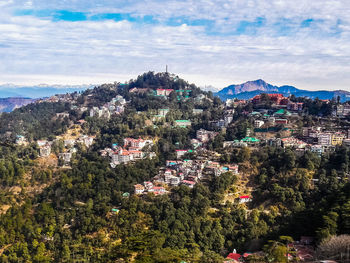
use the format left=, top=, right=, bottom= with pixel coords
left=0, top=0, right=350, bottom=91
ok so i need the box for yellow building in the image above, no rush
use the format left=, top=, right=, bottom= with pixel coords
left=331, top=133, right=345, bottom=146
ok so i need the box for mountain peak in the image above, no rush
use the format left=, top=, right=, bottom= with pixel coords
left=215, top=79, right=350, bottom=102
left=220, top=79, right=278, bottom=95
left=249, top=79, right=267, bottom=84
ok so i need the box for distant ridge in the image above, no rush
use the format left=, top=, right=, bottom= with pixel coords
left=0, top=84, right=93, bottom=99
left=0, top=84, right=94, bottom=112
left=0, top=97, right=36, bottom=113
left=215, top=79, right=350, bottom=102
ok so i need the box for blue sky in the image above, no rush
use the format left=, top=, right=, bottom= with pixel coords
left=0, top=0, right=350, bottom=90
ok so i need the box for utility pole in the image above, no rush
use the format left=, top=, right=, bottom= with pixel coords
left=166, top=65, right=168, bottom=73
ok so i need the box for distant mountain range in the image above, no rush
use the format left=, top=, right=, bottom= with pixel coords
left=215, top=79, right=350, bottom=102
left=0, top=84, right=93, bottom=112
left=0, top=97, right=36, bottom=113
left=0, top=84, right=93, bottom=99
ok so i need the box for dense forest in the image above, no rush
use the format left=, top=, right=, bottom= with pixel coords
left=0, top=72, right=349, bottom=262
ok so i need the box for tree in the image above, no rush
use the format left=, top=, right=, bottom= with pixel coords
left=316, top=211, right=339, bottom=241
left=263, top=240, right=288, bottom=263
left=317, top=235, right=350, bottom=260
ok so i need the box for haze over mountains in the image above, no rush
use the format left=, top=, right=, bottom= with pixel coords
left=0, top=84, right=93, bottom=112
left=215, top=79, right=350, bottom=102
left=0, top=84, right=92, bottom=99
left=2, top=79, right=350, bottom=113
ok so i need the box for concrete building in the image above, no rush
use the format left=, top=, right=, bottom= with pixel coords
left=317, top=133, right=332, bottom=146
left=196, top=129, right=218, bottom=143
left=254, top=120, right=264, bottom=128
left=331, top=133, right=345, bottom=146
left=40, top=145, right=51, bottom=157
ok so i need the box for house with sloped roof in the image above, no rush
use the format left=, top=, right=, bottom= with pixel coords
left=174, top=120, right=192, bottom=128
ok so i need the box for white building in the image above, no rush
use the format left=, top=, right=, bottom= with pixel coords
left=254, top=120, right=265, bottom=128
left=196, top=129, right=218, bottom=143
left=64, top=139, right=76, bottom=148
left=59, top=152, right=72, bottom=164
left=176, top=150, right=188, bottom=159
left=77, top=135, right=94, bottom=148
left=40, top=145, right=51, bottom=157
left=134, top=184, right=145, bottom=195
left=124, top=138, right=153, bottom=150
left=15, top=135, right=27, bottom=145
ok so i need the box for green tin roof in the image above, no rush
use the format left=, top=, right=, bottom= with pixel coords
left=241, top=137, right=260, bottom=142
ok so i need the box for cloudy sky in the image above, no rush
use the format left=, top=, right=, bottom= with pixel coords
left=0, top=0, right=350, bottom=91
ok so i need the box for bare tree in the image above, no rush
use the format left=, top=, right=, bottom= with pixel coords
left=316, top=235, right=350, bottom=260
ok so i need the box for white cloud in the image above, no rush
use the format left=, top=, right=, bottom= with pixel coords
left=0, top=0, right=350, bottom=91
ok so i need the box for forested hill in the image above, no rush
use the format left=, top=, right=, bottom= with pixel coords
left=0, top=72, right=349, bottom=262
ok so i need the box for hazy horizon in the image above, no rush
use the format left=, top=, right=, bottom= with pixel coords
left=0, top=73, right=349, bottom=93
left=1, top=1, right=350, bottom=91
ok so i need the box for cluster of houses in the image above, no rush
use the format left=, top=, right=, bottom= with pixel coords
left=100, top=137, right=156, bottom=168
left=36, top=135, right=94, bottom=165
left=40, top=93, right=80, bottom=104
left=152, top=108, right=170, bottom=121
left=134, top=159, right=239, bottom=195
left=261, top=126, right=350, bottom=156
left=249, top=108, right=298, bottom=128
left=152, top=88, right=192, bottom=100
left=134, top=182, right=167, bottom=196
left=90, top=95, right=126, bottom=119
left=333, top=104, right=350, bottom=117
left=58, top=135, right=95, bottom=165
left=299, top=127, right=350, bottom=154
left=222, top=94, right=350, bottom=155
left=251, top=93, right=304, bottom=111
left=224, top=236, right=315, bottom=263
left=129, top=83, right=192, bottom=101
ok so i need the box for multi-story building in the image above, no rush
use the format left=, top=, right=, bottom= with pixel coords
left=281, top=137, right=307, bottom=148
left=134, top=184, right=145, bottom=195
left=252, top=94, right=287, bottom=105
left=59, top=152, right=72, bottom=165
left=287, top=102, right=303, bottom=111
left=124, top=138, right=153, bottom=150
left=155, top=89, right=174, bottom=96
left=331, top=133, right=345, bottom=146
left=158, top=109, right=170, bottom=117
left=77, top=135, right=94, bottom=148
left=224, top=116, right=233, bottom=126
left=196, top=129, right=218, bottom=143
left=317, top=133, right=332, bottom=145
left=40, top=145, right=51, bottom=157
left=174, top=120, right=192, bottom=128
left=254, top=120, right=264, bottom=128
left=176, top=150, right=189, bottom=159
left=336, top=104, right=350, bottom=117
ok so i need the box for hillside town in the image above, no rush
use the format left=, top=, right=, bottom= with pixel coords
left=4, top=74, right=350, bottom=262
left=2, top=0, right=350, bottom=259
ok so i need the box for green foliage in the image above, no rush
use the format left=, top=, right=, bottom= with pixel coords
left=0, top=73, right=350, bottom=262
